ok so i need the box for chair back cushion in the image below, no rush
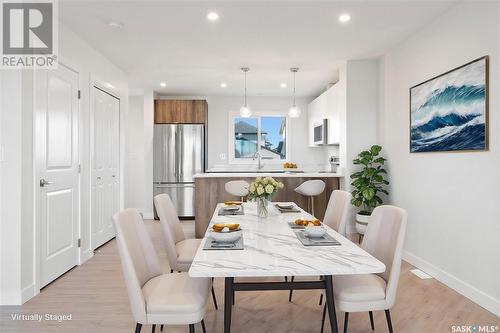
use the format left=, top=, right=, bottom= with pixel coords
left=155, top=193, right=185, bottom=243
left=323, top=190, right=352, bottom=236
left=154, top=194, right=185, bottom=270
left=361, top=205, right=407, bottom=308
left=113, top=209, right=162, bottom=323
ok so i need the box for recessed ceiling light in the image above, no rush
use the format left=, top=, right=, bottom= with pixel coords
left=339, top=13, right=351, bottom=23
left=220, top=82, right=228, bottom=88
left=159, top=82, right=167, bottom=87
left=107, top=21, right=124, bottom=29
left=207, top=11, right=219, bottom=22
left=280, top=83, right=287, bottom=88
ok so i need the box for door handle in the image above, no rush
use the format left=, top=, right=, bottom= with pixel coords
left=39, top=179, right=53, bottom=187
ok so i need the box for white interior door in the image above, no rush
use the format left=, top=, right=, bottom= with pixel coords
left=91, top=87, right=120, bottom=249
left=35, top=65, right=80, bottom=288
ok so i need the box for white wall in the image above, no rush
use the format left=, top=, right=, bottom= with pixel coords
left=201, top=96, right=326, bottom=168
left=379, top=1, right=500, bottom=315
left=125, top=95, right=146, bottom=212
left=0, top=71, right=23, bottom=305
left=340, top=59, right=380, bottom=233
left=143, top=92, right=155, bottom=218
left=0, top=23, right=129, bottom=305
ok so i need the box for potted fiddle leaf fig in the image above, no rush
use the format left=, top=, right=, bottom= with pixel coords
left=350, top=145, right=389, bottom=235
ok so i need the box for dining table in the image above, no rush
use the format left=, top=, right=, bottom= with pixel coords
left=189, top=202, right=386, bottom=333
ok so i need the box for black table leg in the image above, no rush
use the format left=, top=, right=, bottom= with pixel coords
left=324, top=275, right=339, bottom=333
left=224, top=277, right=234, bottom=333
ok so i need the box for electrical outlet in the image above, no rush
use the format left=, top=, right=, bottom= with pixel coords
left=219, top=153, right=226, bottom=160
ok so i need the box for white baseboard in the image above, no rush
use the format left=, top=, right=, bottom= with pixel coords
left=21, top=283, right=35, bottom=303
left=403, top=250, right=500, bottom=317
left=80, top=249, right=93, bottom=264
left=142, top=212, right=154, bottom=220
left=0, top=290, right=22, bottom=305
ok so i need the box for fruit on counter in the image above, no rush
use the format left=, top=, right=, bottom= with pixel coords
left=283, top=162, right=298, bottom=169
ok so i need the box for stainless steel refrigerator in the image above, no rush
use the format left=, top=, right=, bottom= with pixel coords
left=153, top=124, right=205, bottom=217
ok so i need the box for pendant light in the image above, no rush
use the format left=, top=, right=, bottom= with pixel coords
left=288, top=67, right=301, bottom=118
left=240, top=67, right=252, bottom=117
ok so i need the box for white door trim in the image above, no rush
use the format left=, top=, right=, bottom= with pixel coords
left=33, top=62, right=81, bottom=295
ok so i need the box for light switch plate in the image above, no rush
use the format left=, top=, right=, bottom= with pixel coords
left=219, top=153, right=226, bottom=160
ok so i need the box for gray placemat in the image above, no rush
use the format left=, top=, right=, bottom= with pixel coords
left=294, top=230, right=341, bottom=246
left=203, top=236, right=244, bottom=250
left=218, top=205, right=245, bottom=216
left=275, top=204, right=301, bottom=213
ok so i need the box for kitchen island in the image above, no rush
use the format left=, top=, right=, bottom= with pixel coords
left=193, top=172, right=343, bottom=237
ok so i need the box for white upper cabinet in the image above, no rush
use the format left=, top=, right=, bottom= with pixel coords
left=307, top=95, right=321, bottom=146
left=326, top=84, right=341, bottom=144
left=307, top=82, right=343, bottom=146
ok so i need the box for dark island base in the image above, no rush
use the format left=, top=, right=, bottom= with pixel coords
left=194, top=176, right=340, bottom=238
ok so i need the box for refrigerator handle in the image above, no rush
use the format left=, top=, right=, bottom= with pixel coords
left=175, top=125, right=181, bottom=180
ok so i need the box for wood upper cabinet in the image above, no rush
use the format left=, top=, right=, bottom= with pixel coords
left=154, top=100, right=208, bottom=124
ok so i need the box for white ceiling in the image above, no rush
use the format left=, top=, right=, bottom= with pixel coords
left=60, top=0, right=456, bottom=97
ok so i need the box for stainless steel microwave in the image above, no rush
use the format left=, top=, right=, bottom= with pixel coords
left=313, top=119, right=328, bottom=145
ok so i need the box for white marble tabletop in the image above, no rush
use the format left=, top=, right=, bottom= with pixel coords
left=189, top=202, right=385, bottom=278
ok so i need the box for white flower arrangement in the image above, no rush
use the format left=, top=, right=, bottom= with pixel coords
left=247, top=176, right=284, bottom=200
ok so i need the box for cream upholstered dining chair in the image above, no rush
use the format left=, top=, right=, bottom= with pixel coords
left=288, top=190, right=352, bottom=303
left=154, top=193, right=219, bottom=310
left=320, top=205, right=407, bottom=333
left=112, top=208, right=210, bottom=333
left=323, top=190, right=352, bottom=237
left=224, top=180, right=249, bottom=202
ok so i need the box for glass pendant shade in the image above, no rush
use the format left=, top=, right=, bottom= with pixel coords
left=288, top=105, right=301, bottom=118
left=240, top=105, right=252, bottom=118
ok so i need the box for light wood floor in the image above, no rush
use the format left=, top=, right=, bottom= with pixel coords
left=0, top=221, right=498, bottom=333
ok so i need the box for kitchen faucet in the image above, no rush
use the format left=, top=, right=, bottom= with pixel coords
left=253, top=152, right=263, bottom=170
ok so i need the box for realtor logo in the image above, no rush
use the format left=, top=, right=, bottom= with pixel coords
left=1, top=0, right=58, bottom=68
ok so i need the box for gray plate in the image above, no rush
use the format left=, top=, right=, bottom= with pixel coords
left=203, top=236, right=244, bottom=250
left=218, top=205, right=245, bottom=216
left=276, top=204, right=301, bottom=213
left=294, top=230, right=341, bottom=246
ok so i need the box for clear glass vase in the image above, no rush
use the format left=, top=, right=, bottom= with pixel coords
left=256, top=197, right=269, bottom=218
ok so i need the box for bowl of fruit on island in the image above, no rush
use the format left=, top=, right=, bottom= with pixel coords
left=283, top=162, right=298, bottom=171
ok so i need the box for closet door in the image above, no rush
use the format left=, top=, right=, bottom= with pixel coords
left=92, top=87, right=120, bottom=250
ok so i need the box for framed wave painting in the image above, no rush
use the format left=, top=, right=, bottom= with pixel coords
left=410, top=56, right=489, bottom=153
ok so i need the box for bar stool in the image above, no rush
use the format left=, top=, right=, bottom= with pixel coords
left=294, top=180, right=325, bottom=216
left=225, top=180, right=249, bottom=202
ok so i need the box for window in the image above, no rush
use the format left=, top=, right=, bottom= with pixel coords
left=233, top=116, right=287, bottom=161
